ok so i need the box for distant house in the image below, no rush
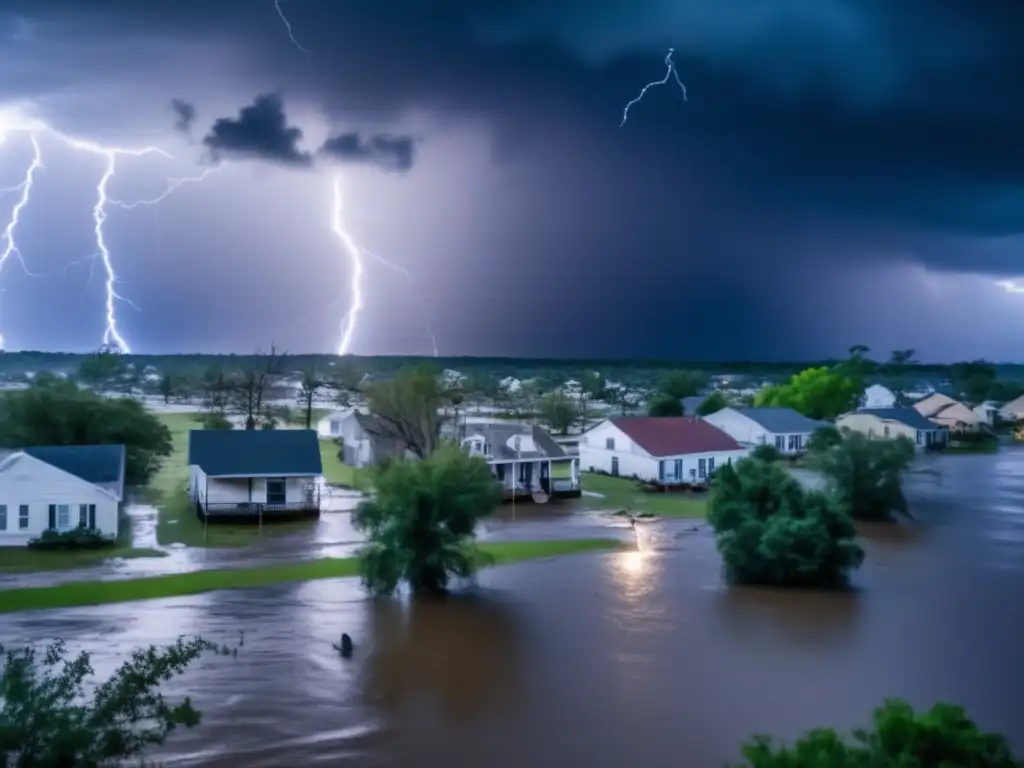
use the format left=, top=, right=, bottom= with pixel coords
left=580, top=417, right=748, bottom=485
left=973, top=401, right=1000, bottom=426
left=316, top=408, right=354, bottom=439
left=998, top=394, right=1024, bottom=423
left=0, top=444, right=126, bottom=547
left=332, top=411, right=414, bottom=468
left=836, top=408, right=947, bottom=450
left=862, top=384, right=897, bottom=409
left=913, top=393, right=984, bottom=431
left=702, top=407, right=829, bottom=454
left=461, top=423, right=580, bottom=499
left=187, top=429, right=323, bottom=523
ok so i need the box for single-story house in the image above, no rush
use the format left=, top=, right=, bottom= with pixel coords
left=835, top=408, right=947, bottom=450
left=579, top=417, right=749, bottom=485
left=0, top=444, right=126, bottom=547
left=188, top=429, right=323, bottom=523
left=863, top=384, right=897, bottom=409
left=701, top=407, right=830, bottom=454
left=316, top=408, right=353, bottom=439
left=913, top=393, right=984, bottom=431
left=973, top=401, right=1001, bottom=426
left=998, top=394, right=1024, bottom=422
left=460, top=423, right=580, bottom=498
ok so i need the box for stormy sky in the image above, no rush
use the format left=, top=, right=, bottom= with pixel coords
left=0, top=1, right=1021, bottom=360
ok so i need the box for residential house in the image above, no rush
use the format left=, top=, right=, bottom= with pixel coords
left=835, top=408, right=947, bottom=450
left=973, top=401, right=1001, bottom=426
left=702, top=407, right=829, bottom=454
left=316, top=408, right=354, bottom=439
left=461, top=423, right=581, bottom=499
left=913, top=393, right=984, bottom=431
left=188, top=429, right=323, bottom=523
left=0, top=444, right=126, bottom=547
left=580, top=417, right=749, bottom=485
left=863, top=384, right=897, bottom=409
left=998, top=394, right=1024, bottom=423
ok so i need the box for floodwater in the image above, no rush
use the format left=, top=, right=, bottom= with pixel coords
left=2, top=450, right=1024, bottom=766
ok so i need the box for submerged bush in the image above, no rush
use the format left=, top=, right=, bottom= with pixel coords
left=813, top=432, right=915, bottom=521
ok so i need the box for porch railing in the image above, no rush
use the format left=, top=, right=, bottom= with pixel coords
left=200, top=500, right=320, bottom=516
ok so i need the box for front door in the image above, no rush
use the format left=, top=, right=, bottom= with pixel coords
left=611, top=456, right=619, bottom=476
left=266, top=479, right=287, bottom=506
left=540, top=463, right=550, bottom=493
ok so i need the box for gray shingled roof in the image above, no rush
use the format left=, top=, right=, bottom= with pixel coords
left=188, top=429, right=323, bottom=476
left=854, top=407, right=941, bottom=431
left=15, top=444, right=126, bottom=498
left=735, top=408, right=830, bottom=434
left=463, top=423, right=567, bottom=461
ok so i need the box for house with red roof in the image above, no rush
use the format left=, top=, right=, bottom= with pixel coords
left=579, top=417, right=749, bottom=485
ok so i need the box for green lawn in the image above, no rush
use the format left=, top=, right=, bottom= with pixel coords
left=580, top=473, right=708, bottom=518
left=0, top=538, right=623, bottom=614
left=318, top=439, right=372, bottom=490
left=0, top=524, right=166, bottom=574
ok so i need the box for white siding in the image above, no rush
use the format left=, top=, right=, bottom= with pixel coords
left=488, top=458, right=580, bottom=490
left=191, top=470, right=316, bottom=505
left=0, top=453, right=119, bottom=547
left=863, top=385, right=897, bottom=409
left=702, top=409, right=770, bottom=446
left=651, top=449, right=749, bottom=483
left=316, top=409, right=352, bottom=439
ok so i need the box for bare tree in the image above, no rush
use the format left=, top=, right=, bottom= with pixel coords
left=229, top=346, right=287, bottom=430
left=296, top=364, right=327, bottom=429
left=364, top=366, right=449, bottom=459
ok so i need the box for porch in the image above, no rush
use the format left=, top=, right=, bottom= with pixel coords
left=492, top=458, right=581, bottom=501
left=193, top=473, right=321, bottom=525
left=195, top=499, right=320, bottom=525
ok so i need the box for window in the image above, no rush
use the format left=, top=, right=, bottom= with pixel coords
left=916, top=430, right=923, bottom=445
left=266, top=479, right=287, bottom=506
left=674, top=458, right=683, bottom=480
left=698, top=458, right=707, bottom=479
left=707, top=457, right=715, bottom=474
left=79, top=504, right=97, bottom=529
left=330, top=420, right=340, bottom=435
left=605, top=437, right=616, bottom=450
left=884, top=426, right=890, bottom=438
left=57, top=504, right=70, bottom=529
left=774, top=435, right=784, bottom=450
left=0, top=505, right=6, bottom=531
left=788, top=434, right=800, bottom=451
left=18, top=505, right=28, bottom=530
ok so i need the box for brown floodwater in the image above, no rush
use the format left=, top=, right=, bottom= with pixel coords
left=1, top=449, right=1023, bottom=766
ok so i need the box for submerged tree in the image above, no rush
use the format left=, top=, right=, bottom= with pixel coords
left=352, top=444, right=503, bottom=597
left=707, top=457, right=863, bottom=588
left=0, top=636, right=238, bottom=767
left=732, top=698, right=1020, bottom=767
left=813, top=432, right=915, bottom=521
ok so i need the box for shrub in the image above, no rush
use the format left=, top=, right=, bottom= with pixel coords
left=27, top=528, right=114, bottom=551
left=813, top=432, right=915, bottom=521
left=806, top=425, right=843, bottom=454
left=751, top=444, right=783, bottom=463
left=707, top=457, right=863, bottom=588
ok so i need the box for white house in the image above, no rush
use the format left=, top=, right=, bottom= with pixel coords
left=580, top=417, right=749, bottom=485
left=863, top=384, right=897, bottom=409
left=999, top=394, right=1024, bottom=422
left=913, top=393, right=984, bottom=431
left=0, top=444, right=126, bottom=547
left=973, top=401, right=1000, bottom=426
left=317, top=408, right=355, bottom=439
left=188, top=429, right=322, bottom=522
left=836, top=408, right=948, bottom=450
left=460, top=422, right=580, bottom=499
left=701, top=407, right=830, bottom=454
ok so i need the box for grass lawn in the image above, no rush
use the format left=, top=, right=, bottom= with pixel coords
left=0, top=538, right=623, bottom=614
left=318, top=439, right=372, bottom=490
left=580, top=473, right=708, bottom=518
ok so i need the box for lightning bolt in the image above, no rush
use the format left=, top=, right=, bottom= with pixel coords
left=332, top=176, right=364, bottom=355
left=109, top=166, right=221, bottom=210
left=0, top=132, right=44, bottom=349
left=273, top=0, right=313, bottom=63
left=620, top=47, right=688, bottom=127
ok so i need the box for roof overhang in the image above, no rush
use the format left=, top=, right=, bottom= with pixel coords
left=203, top=471, right=321, bottom=479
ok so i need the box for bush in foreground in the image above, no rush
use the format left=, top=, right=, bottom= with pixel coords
left=0, top=636, right=237, bottom=767
left=733, top=698, right=1021, bottom=767
left=352, top=444, right=503, bottom=597
left=707, top=458, right=863, bottom=588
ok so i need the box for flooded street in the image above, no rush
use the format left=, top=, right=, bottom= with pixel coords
left=2, top=449, right=1024, bottom=766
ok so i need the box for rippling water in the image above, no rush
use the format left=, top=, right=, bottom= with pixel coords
left=2, top=450, right=1023, bottom=766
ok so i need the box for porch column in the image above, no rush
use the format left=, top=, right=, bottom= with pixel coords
left=547, top=460, right=552, bottom=492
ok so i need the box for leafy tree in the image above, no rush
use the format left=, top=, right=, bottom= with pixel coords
left=538, top=392, right=576, bottom=435
left=813, top=432, right=915, bottom=521
left=707, top=458, right=864, bottom=588
left=658, top=370, right=704, bottom=400
left=732, top=698, right=1020, bottom=767
left=696, top=390, right=728, bottom=416
left=352, top=444, right=503, bottom=596
left=75, top=347, right=128, bottom=392
left=197, top=410, right=232, bottom=430
left=648, top=393, right=684, bottom=417
left=364, top=366, right=450, bottom=459
left=806, top=425, right=843, bottom=454
left=0, top=376, right=172, bottom=485
left=0, top=636, right=239, bottom=767
left=157, top=372, right=178, bottom=405
left=756, top=366, right=862, bottom=421
left=751, top=444, right=782, bottom=463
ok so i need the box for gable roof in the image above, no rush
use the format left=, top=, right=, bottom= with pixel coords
left=733, top=408, right=829, bottom=434
left=851, top=407, right=939, bottom=430
left=610, top=417, right=742, bottom=457
left=913, top=392, right=959, bottom=417
left=19, top=444, right=126, bottom=486
left=465, top=423, right=567, bottom=461
left=188, top=429, right=323, bottom=477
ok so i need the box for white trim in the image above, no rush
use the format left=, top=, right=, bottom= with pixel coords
left=200, top=470, right=321, bottom=479
left=0, top=452, right=120, bottom=500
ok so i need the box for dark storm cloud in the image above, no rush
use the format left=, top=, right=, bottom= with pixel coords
left=201, top=93, right=312, bottom=168
left=319, top=133, right=416, bottom=173
left=170, top=98, right=195, bottom=134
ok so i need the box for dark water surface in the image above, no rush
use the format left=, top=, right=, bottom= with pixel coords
left=2, top=450, right=1023, bottom=766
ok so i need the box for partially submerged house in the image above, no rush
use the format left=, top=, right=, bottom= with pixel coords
left=835, top=408, right=948, bottom=450
left=702, top=407, right=829, bottom=454
left=913, top=393, right=984, bottom=431
left=998, top=394, right=1024, bottom=423
left=0, top=444, right=126, bottom=547
left=188, top=429, right=323, bottom=524
left=580, top=417, right=748, bottom=485
left=461, top=422, right=580, bottom=499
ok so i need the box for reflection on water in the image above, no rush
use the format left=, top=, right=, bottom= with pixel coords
left=0, top=449, right=1023, bottom=765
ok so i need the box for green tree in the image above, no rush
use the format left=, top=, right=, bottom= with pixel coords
left=658, top=370, right=704, bottom=400
left=806, top=425, right=843, bottom=454
left=756, top=366, right=862, bottom=420
left=707, top=458, right=864, bottom=588
left=364, top=366, right=451, bottom=459
left=813, top=431, right=915, bottom=521
left=696, top=390, right=728, bottom=416
left=538, top=391, right=576, bottom=435
left=0, top=636, right=238, bottom=767
left=648, top=393, right=684, bottom=417
left=75, top=347, right=128, bottom=392
left=197, top=410, right=232, bottom=430
left=157, top=372, right=177, bottom=405
left=751, top=444, right=782, bottom=463
left=352, top=444, right=503, bottom=596
left=732, top=698, right=1020, bottom=767
left=0, top=376, right=172, bottom=485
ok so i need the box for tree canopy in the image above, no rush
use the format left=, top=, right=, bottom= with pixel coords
left=364, top=366, right=451, bottom=459
left=707, top=457, right=864, bottom=588
left=352, top=444, right=503, bottom=596
left=647, top=393, right=684, bottom=417
left=756, top=366, right=862, bottom=421
left=812, top=431, right=915, bottom=522
left=0, top=376, right=172, bottom=485
left=538, top=391, right=577, bottom=434
left=733, top=698, right=1020, bottom=767
left=696, top=390, right=728, bottom=416
left=658, top=370, right=705, bottom=400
